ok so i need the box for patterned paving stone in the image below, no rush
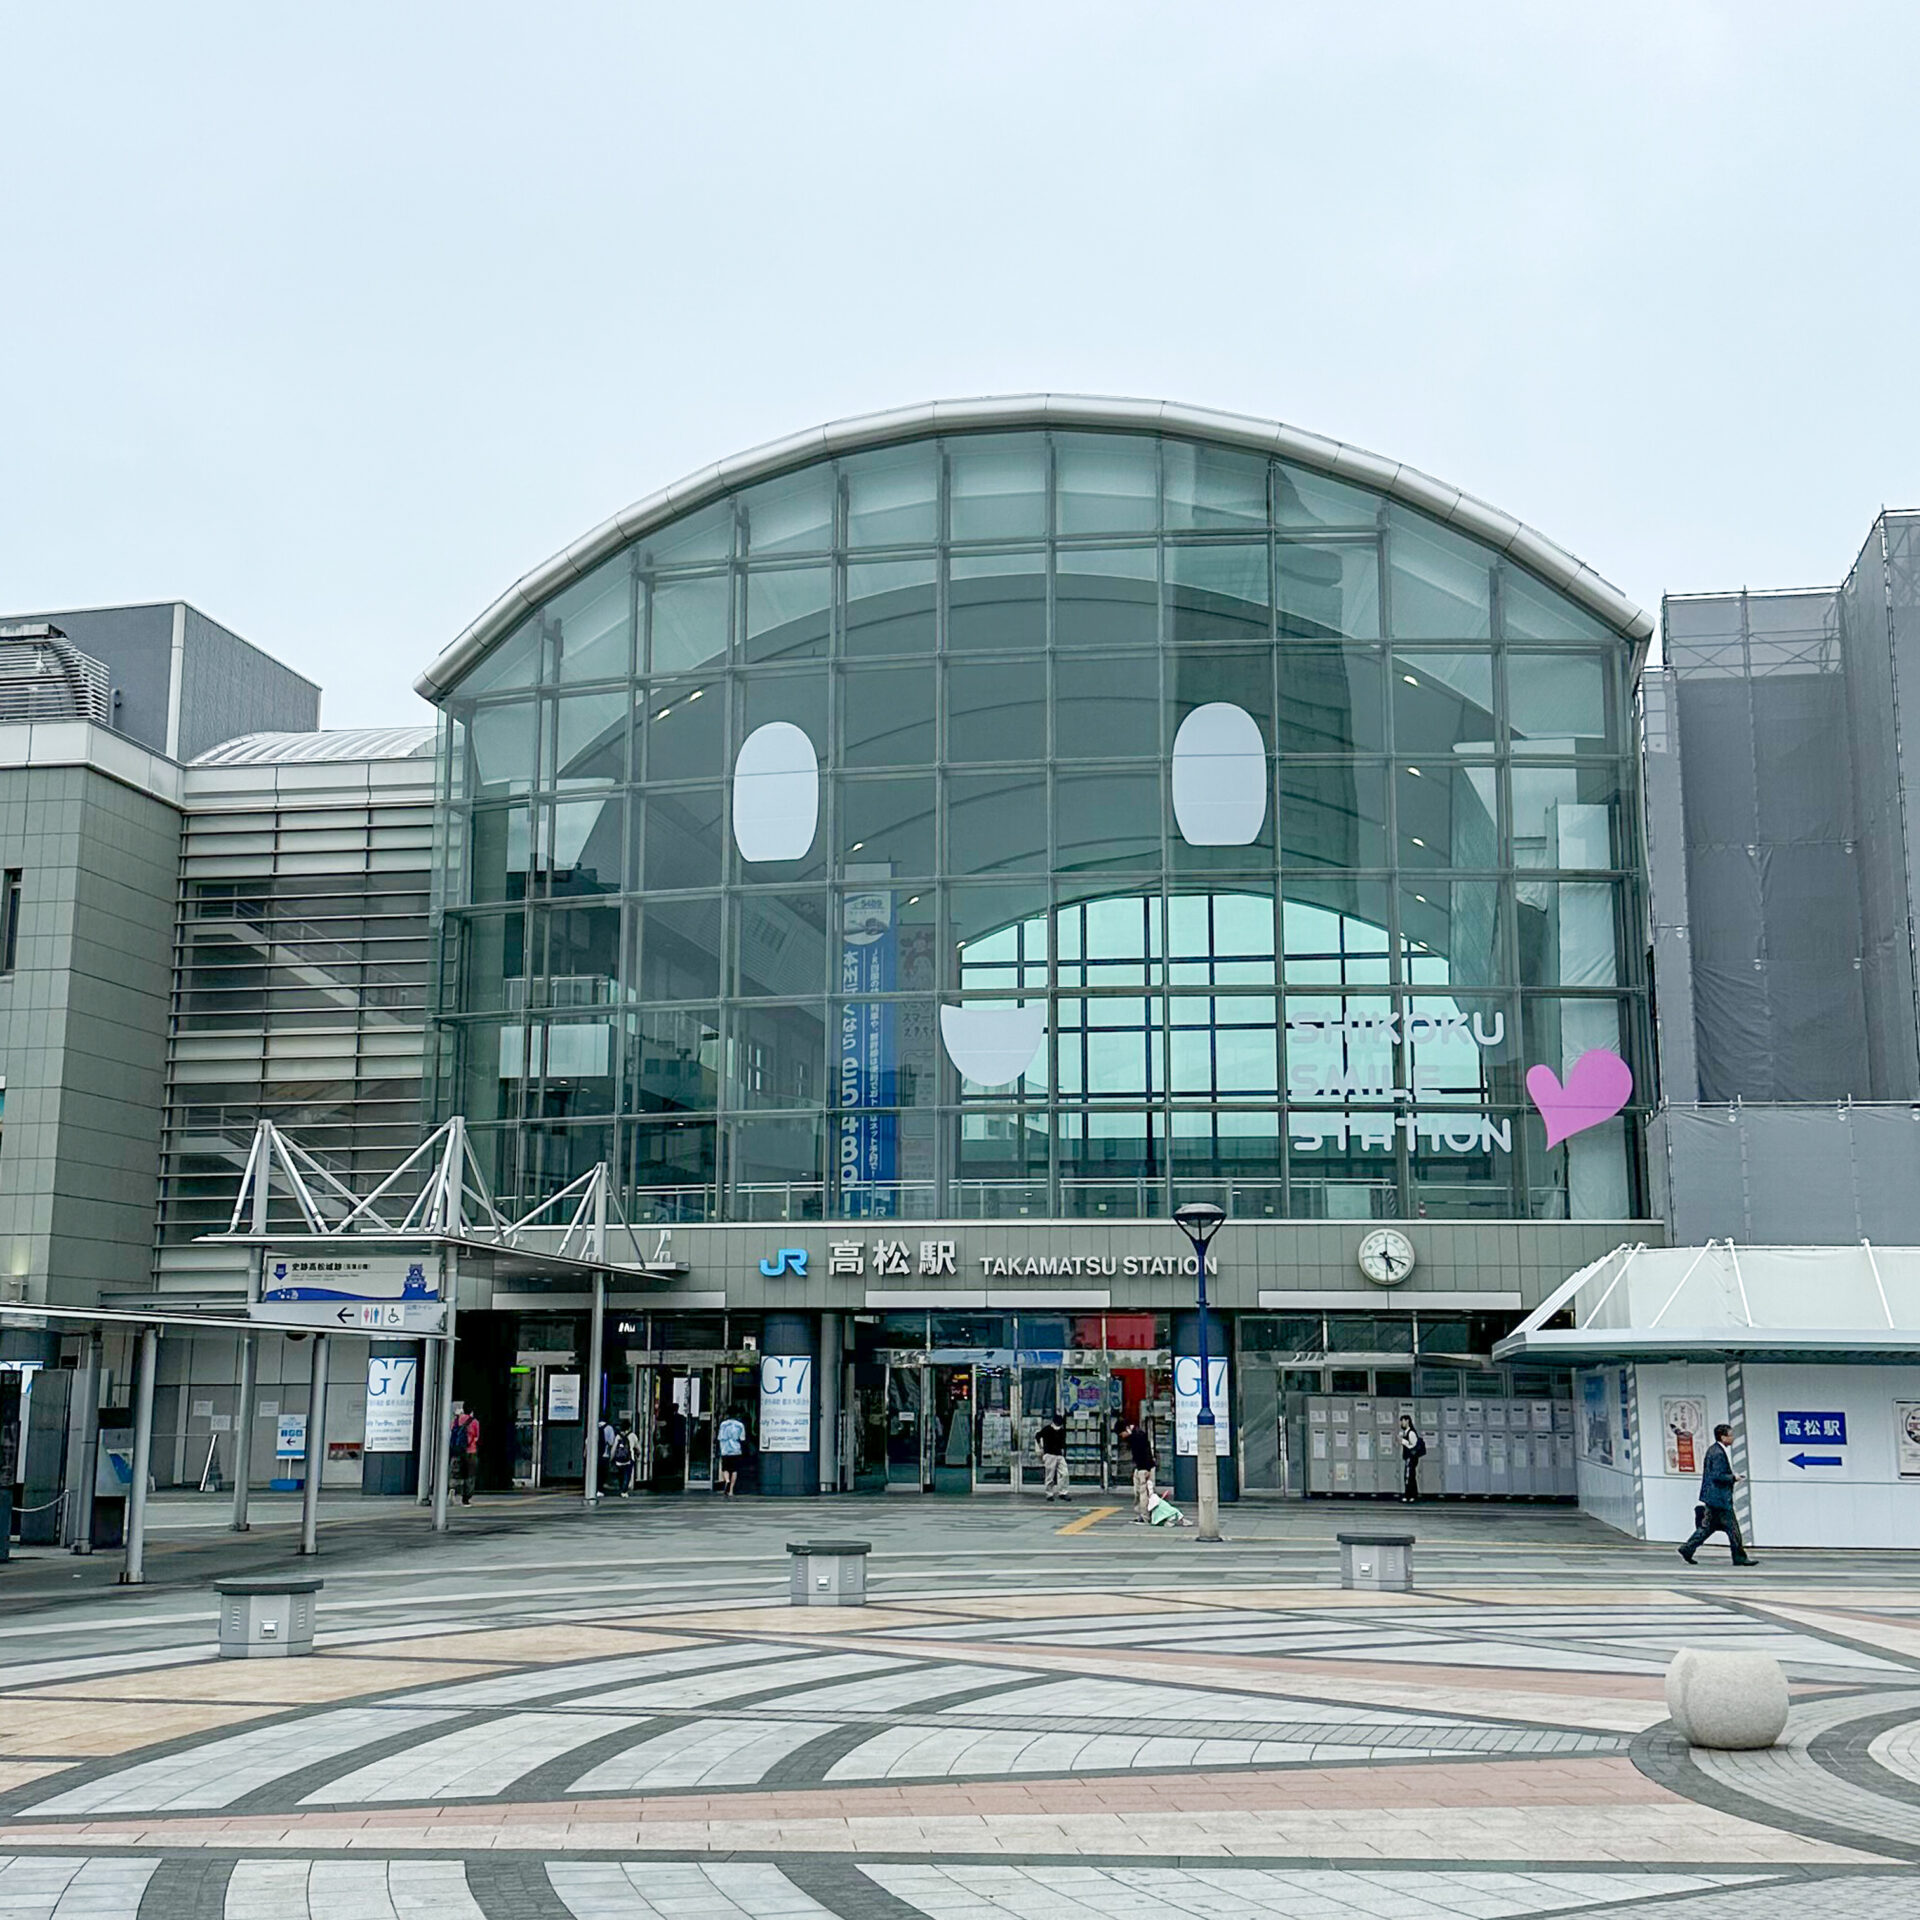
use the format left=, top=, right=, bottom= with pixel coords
left=25, top=1708, right=461, bottom=1816
left=861, top=1865, right=1776, bottom=1920
left=226, top=1859, right=486, bottom=1920
left=546, top=1862, right=828, bottom=1919
left=301, top=1710, right=648, bottom=1804
left=0, top=1854, right=158, bottom=1918
left=568, top=1717, right=838, bottom=1793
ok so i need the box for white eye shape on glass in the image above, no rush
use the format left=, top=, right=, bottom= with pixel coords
left=938, top=1003, right=1047, bottom=1088
left=1170, top=702, right=1266, bottom=846
left=731, top=722, right=819, bottom=862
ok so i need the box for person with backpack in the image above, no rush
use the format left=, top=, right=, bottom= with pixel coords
left=448, top=1405, right=480, bottom=1505
left=1400, top=1413, right=1428, bottom=1502
left=597, top=1415, right=619, bottom=1495
left=609, top=1420, right=636, bottom=1497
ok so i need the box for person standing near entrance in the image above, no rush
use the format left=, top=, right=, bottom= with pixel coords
left=610, top=1421, right=636, bottom=1497
left=448, top=1404, right=480, bottom=1505
left=1400, top=1413, right=1427, bottom=1503
left=1124, top=1417, right=1156, bottom=1522
left=1680, top=1423, right=1759, bottom=1566
left=1035, top=1412, right=1069, bottom=1500
left=717, top=1406, right=746, bottom=1497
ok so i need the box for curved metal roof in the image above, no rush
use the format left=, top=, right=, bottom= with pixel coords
left=415, top=394, right=1654, bottom=701
left=192, top=726, right=436, bottom=766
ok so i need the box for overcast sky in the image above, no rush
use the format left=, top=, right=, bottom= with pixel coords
left=3, top=3, right=1914, bottom=728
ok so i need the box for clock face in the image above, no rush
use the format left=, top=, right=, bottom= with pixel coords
left=1358, top=1229, right=1416, bottom=1286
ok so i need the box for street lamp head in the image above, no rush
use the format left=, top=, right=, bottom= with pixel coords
left=1173, top=1201, right=1228, bottom=1246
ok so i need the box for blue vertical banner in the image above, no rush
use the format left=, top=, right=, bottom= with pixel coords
left=839, top=882, right=898, bottom=1215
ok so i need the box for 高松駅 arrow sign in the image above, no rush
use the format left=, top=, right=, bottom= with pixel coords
left=1788, top=1451, right=1844, bottom=1470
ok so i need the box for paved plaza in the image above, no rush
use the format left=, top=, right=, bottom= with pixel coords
left=1, top=1497, right=1918, bottom=1916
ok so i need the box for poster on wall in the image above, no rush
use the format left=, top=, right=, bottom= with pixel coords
left=546, top=1373, right=582, bottom=1422
left=1173, top=1357, right=1231, bottom=1456
left=363, top=1356, right=418, bottom=1453
left=759, top=1356, right=813, bottom=1453
left=1581, top=1372, right=1612, bottom=1465
left=1662, top=1395, right=1708, bottom=1477
left=1896, top=1403, right=1920, bottom=1479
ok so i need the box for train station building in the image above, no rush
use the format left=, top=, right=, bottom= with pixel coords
left=7, top=397, right=1918, bottom=1544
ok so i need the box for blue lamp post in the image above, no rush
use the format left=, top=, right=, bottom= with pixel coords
left=1174, top=1201, right=1227, bottom=1541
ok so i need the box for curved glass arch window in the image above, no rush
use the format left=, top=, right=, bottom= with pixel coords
left=841, top=662, right=934, bottom=768
left=1056, top=652, right=1161, bottom=759
left=635, top=787, right=724, bottom=892
left=1163, top=440, right=1268, bottom=530
left=950, top=772, right=1046, bottom=874
left=1502, top=562, right=1611, bottom=641
left=1275, top=461, right=1380, bottom=531
left=1278, top=543, right=1380, bottom=639
left=1056, top=546, right=1157, bottom=649
left=467, top=701, right=536, bottom=800
left=540, top=798, right=623, bottom=898
left=1056, top=769, right=1160, bottom=873
left=1167, top=543, right=1271, bottom=644
left=649, top=574, right=730, bottom=674
left=635, top=499, right=734, bottom=570
left=948, top=550, right=1045, bottom=652
left=631, top=892, right=724, bottom=1001
left=547, top=690, right=627, bottom=788
left=624, top=1006, right=720, bottom=1115
left=1282, top=883, right=1393, bottom=987
left=1398, top=762, right=1499, bottom=872
left=1058, top=890, right=1163, bottom=990
left=542, top=559, right=634, bottom=684
left=1168, top=891, right=1275, bottom=987
left=438, top=424, right=1649, bottom=1227
left=1056, top=433, right=1159, bottom=536
left=948, top=659, right=1045, bottom=764
left=1388, top=508, right=1492, bottom=639
left=844, top=444, right=939, bottom=548
left=949, top=433, right=1048, bottom=542
left=741, top=466, right=835, bottom=558
left=1278, top=761, right=1389, bottom=870
left=1507, top=653, right=1613, bottom=753
left=1392, top=653, right=1496, bottom=758
left=640, top=680, right=722, bottom=784
left=837, top=775, right=935, bottom=877
left=744, top=565, right=830, bottom=663
left=845, top=557, right=935, bottom=656
left=457, top=622, right=539, bottom=696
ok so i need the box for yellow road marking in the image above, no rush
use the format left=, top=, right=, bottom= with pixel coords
left=1056, top=1504, right=1120, bottom=1536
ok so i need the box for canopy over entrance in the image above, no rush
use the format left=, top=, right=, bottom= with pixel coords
left=1494, top=1240, right=1920, bottom=1365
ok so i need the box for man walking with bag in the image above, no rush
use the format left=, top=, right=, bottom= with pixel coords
left=1680, top=1422, right=1759, bottom=1566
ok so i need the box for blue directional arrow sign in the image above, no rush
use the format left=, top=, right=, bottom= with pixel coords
left=1788, top=1452, right=1844, bottom=1470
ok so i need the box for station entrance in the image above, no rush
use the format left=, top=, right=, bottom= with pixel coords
left=855, top=1311, right=1172, bottom=1495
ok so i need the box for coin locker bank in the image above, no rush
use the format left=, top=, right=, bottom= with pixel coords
left=1304, top=1392, right=1576, bottom=1498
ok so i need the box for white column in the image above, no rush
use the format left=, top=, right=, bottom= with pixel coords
left=122, top=1328, right=159, bottom=1586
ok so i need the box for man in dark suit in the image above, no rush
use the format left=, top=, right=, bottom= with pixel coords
left=1679, top=1423, right=1758, bottom=1566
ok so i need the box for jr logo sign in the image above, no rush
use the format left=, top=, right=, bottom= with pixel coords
left=759, top=1248, right=809, bottom=1278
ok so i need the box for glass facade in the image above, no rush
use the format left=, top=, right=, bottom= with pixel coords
left=431, top=427, right=1648, bottom=1225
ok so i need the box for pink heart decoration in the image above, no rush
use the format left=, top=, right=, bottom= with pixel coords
left=1526, top=1049, right=1633, bottom=1149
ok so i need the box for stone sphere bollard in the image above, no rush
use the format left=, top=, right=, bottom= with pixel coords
left=1664, top=1647, right=1789, bottom=1750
